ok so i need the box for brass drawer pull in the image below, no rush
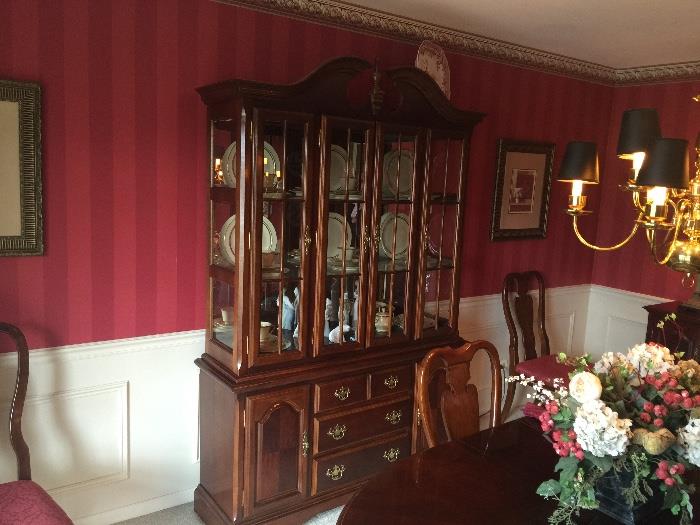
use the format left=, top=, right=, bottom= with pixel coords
left=334, top=386, right=351, bottom=401
left=326, top=464, right=345, bottom=481
left=327, top=424, right=347, bottom=441
left=385, top=409, right=402, bottom=425
left=384, top=375, right=399, bottom=389
left=383, top=448, right=400, bottom=463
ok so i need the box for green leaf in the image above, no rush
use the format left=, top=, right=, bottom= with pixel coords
left=555, top=456, right=579, bottom=482
left=585, top=453, right=613, bottom=474
left=537, top=479, right=561, bottom=497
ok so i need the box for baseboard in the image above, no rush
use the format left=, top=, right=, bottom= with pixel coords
left=76, top=487, right=197, bottom=525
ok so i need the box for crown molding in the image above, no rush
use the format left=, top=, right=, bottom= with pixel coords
left=215, top=0, right=700, bottom=86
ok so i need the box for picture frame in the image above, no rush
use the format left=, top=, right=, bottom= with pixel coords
left=0, top=79, right=43, bottom=256
left=490, top=139, right=554, bottom=241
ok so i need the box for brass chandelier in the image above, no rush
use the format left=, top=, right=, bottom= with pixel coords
left=558, top=95, right=700, bottom=305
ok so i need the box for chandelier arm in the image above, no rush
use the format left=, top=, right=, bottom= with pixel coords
left=572, top=213, right=643, bottom=251
left=649, top=200, right=685, bottom=265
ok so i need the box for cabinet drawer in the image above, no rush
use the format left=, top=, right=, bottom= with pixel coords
left=314, top=374, right=368, bottom=413
left=370, top=365, right=413, bottom=398
left=314, top=397, right=412, bottom=454
left=312, top=433, right=411, bottom=495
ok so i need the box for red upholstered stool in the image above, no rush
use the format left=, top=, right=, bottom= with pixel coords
left=515, top=354, right=573, bottom=386
left=0, top=481, right=72, bottom=525
left=0, top=323, right=73, bottom=524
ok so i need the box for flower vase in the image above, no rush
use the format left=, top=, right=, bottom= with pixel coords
left=595, top=467, right=663, bottom=525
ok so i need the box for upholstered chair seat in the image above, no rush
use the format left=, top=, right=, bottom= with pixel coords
left=0, top=481, right=72, bottom=525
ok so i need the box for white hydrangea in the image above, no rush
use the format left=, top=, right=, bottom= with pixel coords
left=573, top=400, right=632, bottom=458
left=626, top=343, right=674, bottom=378
left=593, top=352, right=632, bottom=375
left=678, top=418, right=700, bottom=467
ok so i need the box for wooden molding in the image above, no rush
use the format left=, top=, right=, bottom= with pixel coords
left=214, top=0, right=700, bottom=85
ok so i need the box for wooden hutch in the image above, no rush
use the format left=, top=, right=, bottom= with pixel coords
left=194, top=57, right=484, bottom=524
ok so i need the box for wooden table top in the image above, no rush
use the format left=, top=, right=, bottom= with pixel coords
left=338, top=418, right=699, bottom=525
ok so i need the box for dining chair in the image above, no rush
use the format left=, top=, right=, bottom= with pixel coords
left=416, top=340, right=502, bottom=448
left=0, top=323, right=73, bottom=524
left=501, top=271, right=570, bottom=419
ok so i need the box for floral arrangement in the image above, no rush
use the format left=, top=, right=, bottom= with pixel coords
left=509, top=341, right=700, bottom=525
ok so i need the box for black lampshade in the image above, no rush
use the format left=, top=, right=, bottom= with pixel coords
left=636, top=138, right=689, bottom=189
left=558, top=142, right=599, bottom=183
left=616, top=108, right=661, bottom=159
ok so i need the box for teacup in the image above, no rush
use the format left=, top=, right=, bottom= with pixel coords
left=221, top=306, right=234, bottom=325
left=259, top=321, right=272, bottom=342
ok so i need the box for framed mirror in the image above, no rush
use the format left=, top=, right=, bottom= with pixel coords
left=0, top=79, right=43, bottom=256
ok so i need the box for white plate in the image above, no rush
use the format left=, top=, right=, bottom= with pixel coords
left=329, top=145, right=354, bottom=193
left=415, top=41, right=451, bottom=99
left=264, top=141, right=280, bottom=174
left=219, top=215, right=278, bottom=265
left=327, top=212, right=352, bottom=260
left=222, top=142, right=236, bottom=188
left=379, top=212, right=410, bottom=260
left=382, top=150, right=414, bottom=198
left=221, top=141, right=279, bottom=189
left=261, top=216, right=278, bottom=254
left=220, top=215, right=236, bottom=266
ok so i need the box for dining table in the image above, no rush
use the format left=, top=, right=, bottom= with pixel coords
left=337, top=417, right=700, bottom=524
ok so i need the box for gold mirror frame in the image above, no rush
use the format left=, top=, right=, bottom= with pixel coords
left=0, top=79, right=43, bottom=256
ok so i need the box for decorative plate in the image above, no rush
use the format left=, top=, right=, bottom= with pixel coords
left=327, top=212, right=352, bottom=260
left=219, top=215, right=278, bottom=265
left=329, top=145, right=355, bottom=193
left=264, top=141, right=281, bottom=174
left=415, top=40, right=451, bottom=99
left=222, top=142, right=237, bottom=188
left=382, top=150, right=414, bottom=198
left=379, top=212, right=411, bottom=260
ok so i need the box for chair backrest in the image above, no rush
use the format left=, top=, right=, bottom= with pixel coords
left=502, top=271, right=550, bottom=365
left=1, top=323, right=31, bottom=480
left=416, top=340, right=502, bottom=448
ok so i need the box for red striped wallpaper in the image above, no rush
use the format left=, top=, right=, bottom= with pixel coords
left=0, top=0, right=614, bottom=349
left=591, top=82, right=700, bottom=300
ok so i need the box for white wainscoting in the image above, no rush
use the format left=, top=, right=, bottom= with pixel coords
left=0, top=284, right=667, bottom=523
left=0, top=330, right=203, bottom=525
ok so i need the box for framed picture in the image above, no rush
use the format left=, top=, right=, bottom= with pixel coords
left=0, top=79, right=43, bottom=256
left=490, top=139, right=554, bottom=241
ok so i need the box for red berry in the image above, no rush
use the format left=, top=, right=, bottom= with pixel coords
left=676, top=464, right=686, bottom=475
left=552, top=430, right=563, bottom=442
left=568, top=430, right=576, bottom=440
left=674, top=393, right=683, bottom=404
left=661, top=372, right=671, bottom=381
left=683, top=398, right=694, bottom=409
left=654, top=405, right=666, bottom=417
left=682, top=390, right=690, bottom=398
left=640, top=412, right=652, bottom=423
left=654, top=418, right=664, bottom=427
left=669, top=378, right=679, bottom=388
left=664, top=392, right=676, bottom=405
left=659, top=460, right=669, bottom=470
left=670, top=465, right=679, bottom=475
left=548, top=404, right=559, bottom=415
left=656, top=467, right=668, bottom=480
left=665, top=477, right=676, bottom=486
left=643, top=401, right=654, bottom=412
left=575, top=450, right=585, bottom=461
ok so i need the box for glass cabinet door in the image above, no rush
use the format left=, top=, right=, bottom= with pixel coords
left=250, top=110, right=313, bottom=366
left=366, top=127, right=422, bottom=347
left=417, top=132, right=468, bottom=338
left=314, top=117, right=374, bottom=355
left=209, top=115, right=239, bottom=361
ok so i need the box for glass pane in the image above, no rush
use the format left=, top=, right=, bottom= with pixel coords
left=280, top=280, right=301, bottom=351
left=374, top=271, right=406, bottom=339
left=426, top=204, right=457, bottom=270
left=438, top=269, right=455, bottom=329
left=377, top=202, right=411, bottom=272
left=381, top=132, right=416, bottom=200
left=212, top=124, right=236, bottom=188
left=324, top=275, right=360, bottom=345
left=423, top=270, right=439, bottom=333
left=259, top=280, right=281, bottom=355
left=327, top=201, right=362, bottom=276
left=328, top=127, right=368, bottom=201
left=427, top=136, right=463, bottom=201
left=213, top=202, right=235, bottom=268
left=212, top=279, right=234, bottom=349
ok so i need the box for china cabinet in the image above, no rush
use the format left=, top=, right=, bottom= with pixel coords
left=195, top=57, right=483, bottom=525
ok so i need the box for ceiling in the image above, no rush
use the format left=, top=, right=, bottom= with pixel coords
left=346, top=0, right=700, bottom=69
